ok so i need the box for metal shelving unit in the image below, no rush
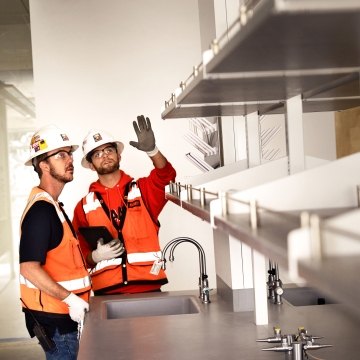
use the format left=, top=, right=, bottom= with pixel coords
left=161, top=0, right=360, bottom=119
left=161, top=0, right=360, bottom=322
left=166, top=183, right=360, bottom=317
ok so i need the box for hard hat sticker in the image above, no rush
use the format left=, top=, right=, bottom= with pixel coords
left=31, top=136, right=48, bottom=153
left=60, top=134, right=69, bottom=141
left=93, top=133, right=103, bottom=142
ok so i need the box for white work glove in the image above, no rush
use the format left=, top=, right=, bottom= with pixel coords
left=91, top=238, right=124, bottom=263
left=62, top=293, right=89, bottom=323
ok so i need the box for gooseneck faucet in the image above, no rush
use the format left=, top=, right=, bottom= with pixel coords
left=161, top=237, right=211, bottom=303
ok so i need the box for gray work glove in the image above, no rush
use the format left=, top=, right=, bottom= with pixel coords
left=92, top=238, right=124, bottom=263
left=62, top=292, right=89, bottom=323
left=129, top=115, right=156, bottom=153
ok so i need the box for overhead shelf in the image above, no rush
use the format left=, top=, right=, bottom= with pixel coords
left=167, top=186, right=353, bottom=274
left=162, top=72, right=360, bottom=118
left=165, top=152, right=360, bottom=318
left=161, top=0, right=360, bottom=119
left=206, top=0, right=360, bottom=73
left=166, top=187, right=360, bottom=317
left=162, top=101, right=283, bottom=119
left=162, top=97, right=360, bottom=118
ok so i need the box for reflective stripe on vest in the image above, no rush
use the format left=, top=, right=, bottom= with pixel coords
left=89, top=257, right=123, bottom=274
left=83, top=193, right=102, bottom=214
left=127, top=186, right=141, bottom=200
left=26, top=192, right=66, bottom=223
left=127, top=251, right=162, bottom=264
left=83, top=189, right=140, bottom=212
left=20, top=274, right=91, bottom=291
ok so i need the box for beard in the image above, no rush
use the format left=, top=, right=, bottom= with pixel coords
left=49, top=163, right=74, bottom=183
left=94, top=160, right=119, bottom=175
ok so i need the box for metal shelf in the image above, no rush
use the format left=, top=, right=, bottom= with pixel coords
left=166, top=186, right=214, bottom=223
left=162, top=99, right=283, bottom=119
left=162, top=72, right=360, bottom=118
left=207, top=1, right=360, bottom=74
left=166, top=189, right=352, bottom=270
left=166, top=188, right=360, bottom=316
left=161, top=0, right=360, bottom=119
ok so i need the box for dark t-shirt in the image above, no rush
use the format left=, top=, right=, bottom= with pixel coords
left=20, top=200, right=77, bottom=337
left=20, top=201, right=63, bottom=263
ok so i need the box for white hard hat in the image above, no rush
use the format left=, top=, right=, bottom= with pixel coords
left=81, top=129, right=124, bottom=168
left=25, top=124, right=79, bottom=166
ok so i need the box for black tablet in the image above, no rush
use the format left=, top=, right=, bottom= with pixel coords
left=78, top=226, right=113, bottom=250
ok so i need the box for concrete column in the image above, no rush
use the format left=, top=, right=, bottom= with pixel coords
left=0, top=99, right=15, bottom=280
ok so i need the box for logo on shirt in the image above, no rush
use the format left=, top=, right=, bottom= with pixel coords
left=128, top=200, right=141, bottom=208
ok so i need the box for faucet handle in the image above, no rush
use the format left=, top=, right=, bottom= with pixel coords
left=202, top=286, right=213, bottom=293
left=201, top=286, right=213, bottom=304
left=160, top=258, right=167, bottom=270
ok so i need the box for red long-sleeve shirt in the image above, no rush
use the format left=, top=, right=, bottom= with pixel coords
left=72, top=161, right=176, bottom=293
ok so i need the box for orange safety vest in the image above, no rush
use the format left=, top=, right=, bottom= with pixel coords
left=20, top=187, right=91, bottom=314
left=82, top=182, right=167, bottom=292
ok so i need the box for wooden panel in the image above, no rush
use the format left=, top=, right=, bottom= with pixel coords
left=335, top=106, right=360, bottom=158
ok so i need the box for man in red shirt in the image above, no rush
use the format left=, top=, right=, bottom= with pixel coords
left=72, top=115, right=176, bottom=295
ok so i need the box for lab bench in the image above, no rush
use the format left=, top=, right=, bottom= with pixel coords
left=78, top=290, right=360, bottom=360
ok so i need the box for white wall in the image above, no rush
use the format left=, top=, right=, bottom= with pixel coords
left=28, top=0, right=216, bottom=291
left=303, top=111, right=336, bottom=160
left=29, top=0, right=204, bottom=196
left=24, top=0, right=338, bottom=293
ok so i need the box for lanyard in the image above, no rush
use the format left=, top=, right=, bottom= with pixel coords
left=58, top=202, right=77, bottom=237
left=94, top=181, right=133, bottom=238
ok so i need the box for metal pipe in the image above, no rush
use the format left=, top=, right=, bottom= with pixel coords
left=187, top=184, right=193, bottom=201
left=200, top=187, right=206, bottom=207
left=292, top=342, right=303, bottom=360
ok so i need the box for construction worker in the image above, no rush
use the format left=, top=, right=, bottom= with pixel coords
left=19, top=125, right=91, bottom=359
left=72, top=115, right=176, bottom=295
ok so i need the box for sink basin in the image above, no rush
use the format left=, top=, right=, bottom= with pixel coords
left=283, top=287, right=339, bottom=306
left=103, top=295, right=201, bottom=319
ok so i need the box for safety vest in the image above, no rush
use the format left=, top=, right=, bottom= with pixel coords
left=82, top=182, right=167, bottom=292
left=20, top=187, right=91, bottom=314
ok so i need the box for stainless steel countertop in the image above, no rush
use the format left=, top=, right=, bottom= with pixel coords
left=78, top=290, right=360, bottom=360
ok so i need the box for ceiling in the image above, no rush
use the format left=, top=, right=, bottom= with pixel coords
left=0, top=0, right=31, bottom=71
left=0, top=0, right=35, bottom=117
